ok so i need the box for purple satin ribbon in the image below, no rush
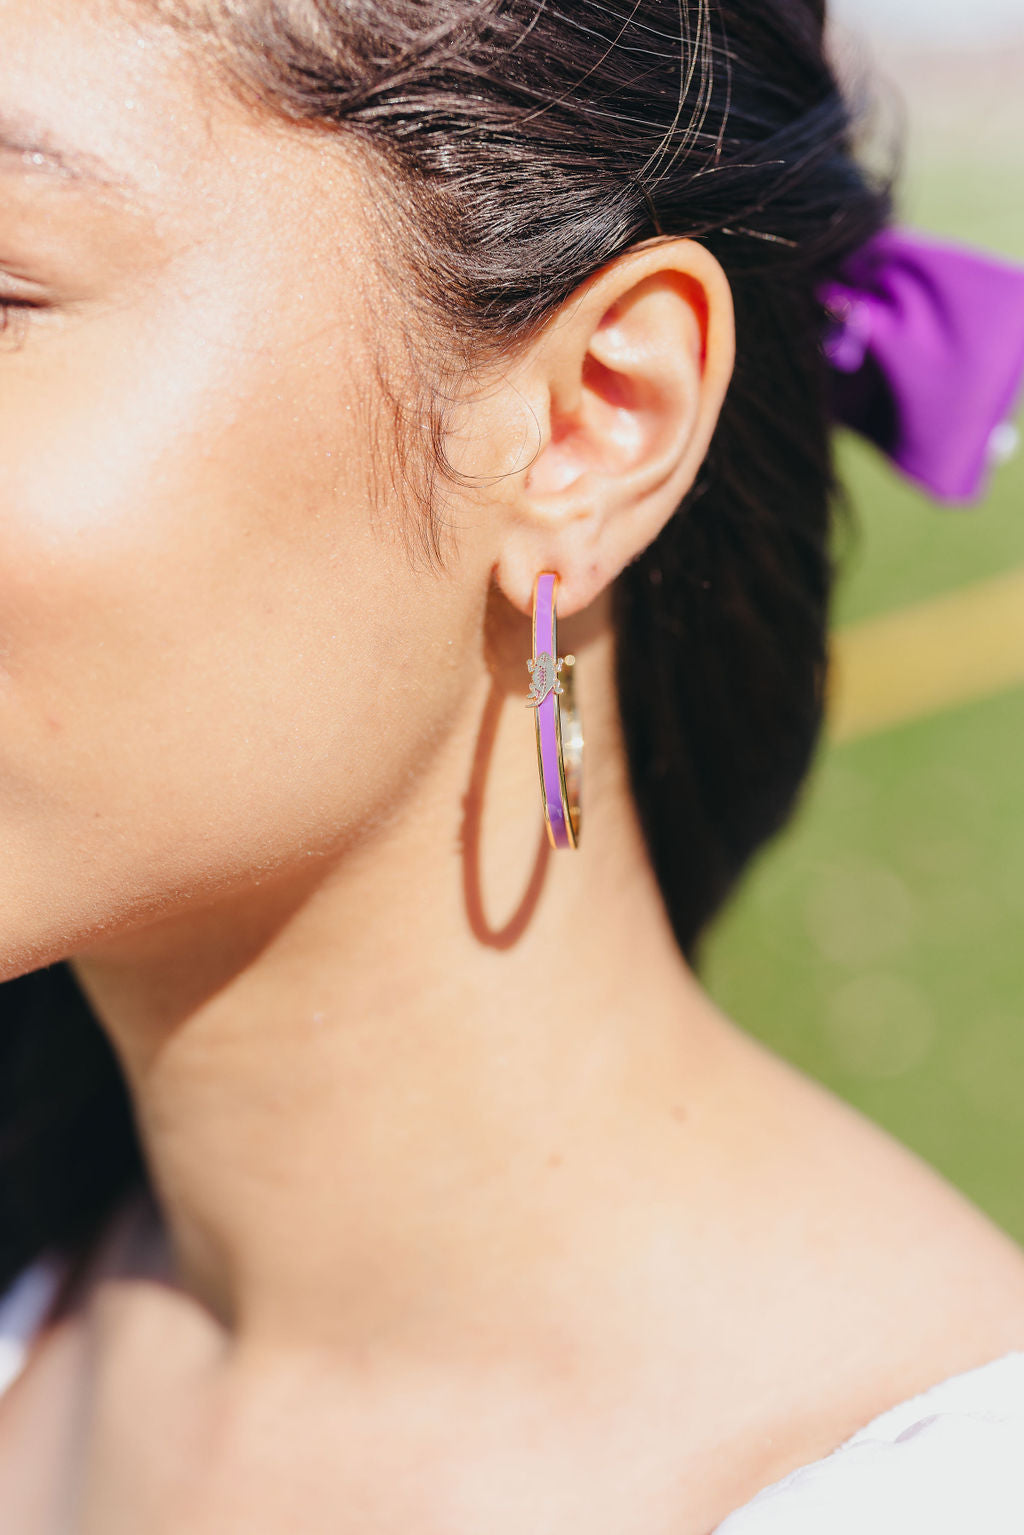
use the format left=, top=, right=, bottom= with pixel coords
left=817, top=225, right=1024, bottom=505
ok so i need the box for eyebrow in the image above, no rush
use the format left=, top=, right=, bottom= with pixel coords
left=0, top=111, right=137, bottom=195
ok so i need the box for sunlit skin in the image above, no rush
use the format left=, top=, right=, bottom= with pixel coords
left=4, top=2, right=1024, bottom=1531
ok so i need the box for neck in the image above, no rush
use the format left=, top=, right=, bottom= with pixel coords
left=69, top=613, right=728, bottom=1358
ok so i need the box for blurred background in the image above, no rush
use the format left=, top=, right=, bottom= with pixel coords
left=703, top=3, right=1024, bottom=1238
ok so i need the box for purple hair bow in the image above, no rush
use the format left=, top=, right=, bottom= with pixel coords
left=817, top=225, right=1024, bottom=504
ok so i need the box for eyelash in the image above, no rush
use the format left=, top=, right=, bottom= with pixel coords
left=0, top=298, right=39, bottom=348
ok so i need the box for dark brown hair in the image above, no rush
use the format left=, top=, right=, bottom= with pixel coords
left=0, top=0, right=899, bottom=1297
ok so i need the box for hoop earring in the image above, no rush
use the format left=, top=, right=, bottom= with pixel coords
left=525, top=571, right=583, bottom=849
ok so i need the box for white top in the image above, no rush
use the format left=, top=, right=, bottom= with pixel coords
left=2, top=1255, right=1023, bottom=1529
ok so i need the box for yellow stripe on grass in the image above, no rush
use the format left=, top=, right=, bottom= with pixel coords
left=827, top=564, right=1024, bottom=745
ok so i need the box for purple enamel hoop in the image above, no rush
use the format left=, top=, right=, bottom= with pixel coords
left=525, top=572, right=583, bottom=850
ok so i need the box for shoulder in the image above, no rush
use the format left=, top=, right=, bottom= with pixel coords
left=703, top=1006, right=1024, bottom=1357
left=711, top=1349, right=1024, bottom=1533
left=676, top=1006, right=1024, bottom=1517
left=0, top=1256, right=65, bottom=1399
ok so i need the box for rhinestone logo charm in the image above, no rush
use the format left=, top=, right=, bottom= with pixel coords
left=526, top=649, right=574, bottom=707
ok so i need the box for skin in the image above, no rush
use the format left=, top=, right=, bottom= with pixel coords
left=3, top=1, right=1024, bottom=1531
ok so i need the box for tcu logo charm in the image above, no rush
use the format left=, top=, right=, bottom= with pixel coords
left=526, top=650, right=574, bottom=707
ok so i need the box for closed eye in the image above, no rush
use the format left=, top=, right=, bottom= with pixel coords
left=0, top=296, right=40, bottom=348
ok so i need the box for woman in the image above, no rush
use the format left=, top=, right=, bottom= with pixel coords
left=2, top=0, right=1024, bottom=1528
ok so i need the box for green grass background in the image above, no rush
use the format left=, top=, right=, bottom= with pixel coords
left=701, top=156, right=1024, bottom=1241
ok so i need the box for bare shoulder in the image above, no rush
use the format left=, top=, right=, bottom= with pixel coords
left=0, top=1306, right=90, bottom=1531
left=0, top=1223, right=228, bottom=1534
left=697, top=1009, right=1024, bottom=1471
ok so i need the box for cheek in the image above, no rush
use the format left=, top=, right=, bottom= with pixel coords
left=0, top=287, right=468, bottom=976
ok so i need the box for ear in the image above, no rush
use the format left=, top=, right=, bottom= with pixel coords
left=490, top=237, right=735, bottom=618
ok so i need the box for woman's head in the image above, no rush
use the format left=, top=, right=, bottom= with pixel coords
left=0, top=0, right=894, bottom=1280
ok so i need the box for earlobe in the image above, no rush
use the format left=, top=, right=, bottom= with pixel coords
left=494, top=239, right=735, bottom=619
